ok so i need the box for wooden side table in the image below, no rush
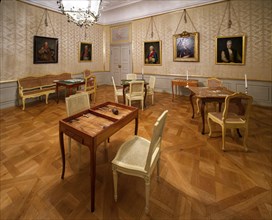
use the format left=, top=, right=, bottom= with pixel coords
left=172, top=79, right=198, bottom=101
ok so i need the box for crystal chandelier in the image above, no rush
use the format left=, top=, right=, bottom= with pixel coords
left=57, top=0, right=102, bottom=27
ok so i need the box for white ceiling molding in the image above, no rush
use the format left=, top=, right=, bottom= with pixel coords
left=18, top=0, right=226, bottom=25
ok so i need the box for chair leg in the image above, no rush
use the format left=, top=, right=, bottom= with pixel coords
left=112, top=167, right=118, bottom=202
left=77, top=143, right=81, bottom=171
left=68, top=137, right=71, bottom=157
left=196, top=98, right=200, bottom=114
left=243, top=127, right=248, bottom=152
left=22, top=98, right=26, bottom=110
left=125, top=97, right=128, bottom=106
left=231, top=128, right=235, bottom=138
left=144, top=176, right=150, bottom=214
left=152, top=94, right=154, bottom=105
left=141, top=100, right=144, bottom=111
left=45, top=94, right=49, bottom=104
left=207, top=116, right=212, bottom=137
left=222, top=126, right=226, bottom=151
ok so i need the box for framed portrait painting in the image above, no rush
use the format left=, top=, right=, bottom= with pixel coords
left=215, top=35, right=245, bottom=65
left=33, top=36, right=58, bottom=64
left=173, top=31, right=199, bottom=62
left=144, top=41, right=162, bottom=66
left=111, top=24, right=131, bottom=44
left=79, top=42, right=92, bottom=62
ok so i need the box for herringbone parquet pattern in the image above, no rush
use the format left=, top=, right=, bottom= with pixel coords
left=1, top=85, right=271, bottom=220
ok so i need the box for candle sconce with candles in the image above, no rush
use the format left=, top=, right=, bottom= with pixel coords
left=185, top=70, right=189, bottom=87
left=244, top=74, right=248, bottom=94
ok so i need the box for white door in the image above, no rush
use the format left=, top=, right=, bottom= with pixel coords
left=111, top=45, right=132, bottom=86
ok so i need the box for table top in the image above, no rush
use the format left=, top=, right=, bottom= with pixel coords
left=55, top=78, right=85, bottom=85
left=189, top=87, right=234, bottom=98
left=59, top=102, right=138, bottom=138
left=121, top=79, right=148, bottom=86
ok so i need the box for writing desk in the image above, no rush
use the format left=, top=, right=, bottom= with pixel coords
left=172, top=79, right=198, bottom=101
left=55, top=79, right=85, bottom=103
left=188, top=87, right=234, bottom=134
left=121, top=79, right=149, bottom=107
left=59, top=102, right=138, bottom=212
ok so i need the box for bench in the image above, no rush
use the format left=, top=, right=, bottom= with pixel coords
left=18, top=73, right=71, bottom=110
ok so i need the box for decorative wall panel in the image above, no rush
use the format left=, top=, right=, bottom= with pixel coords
left=0, top=0, right=109, bottom=81
left=132, top=0, right=272, bottom=81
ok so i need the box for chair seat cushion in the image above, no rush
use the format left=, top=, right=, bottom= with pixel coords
left=209, top=112, right=245, bottom=123
left=112, top=136, right=151, bottom=172
left=126, top=94, right=144, bottom=100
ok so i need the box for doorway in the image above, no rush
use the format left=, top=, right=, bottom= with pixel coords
left=110, top=44, right=132, bottom=86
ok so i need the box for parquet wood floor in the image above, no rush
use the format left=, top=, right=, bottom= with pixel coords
left=1, top=85, right=272, bottom=220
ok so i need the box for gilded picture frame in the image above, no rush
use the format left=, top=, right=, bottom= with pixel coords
left=33, top=36, right=58, bottom=64
left=173, top=31, right=199, bottom=62
left=79, top=42, right=92, bottom=62
left=215, top=35, right=245, bottom=65
left=144, top=40, right=162, bottom=66
left=110, top=24, right=131, bottom=44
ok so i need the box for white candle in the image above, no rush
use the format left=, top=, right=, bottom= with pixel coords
left=245, top=74, right=248, bottom=88
left=186, top=70, right=189, bottom=80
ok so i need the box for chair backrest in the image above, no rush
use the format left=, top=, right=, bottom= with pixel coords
left=148, top=76, right=156, bottom=90
left=112, top=76, right=118, bottom=93
left=222, top=92, right=253, bottom=123
left=207, top=78, right=222, bottom=88
left=65, top=93, right=90, bottom=116
left=83, top=69, right=92, bottom=78
left=145, top=110, right=168, bottom=171
left=129, top=81, right=144, bottom=97
left=126, top=73, right=137, bottom=80
left=84, top=75, right=96, bottom=93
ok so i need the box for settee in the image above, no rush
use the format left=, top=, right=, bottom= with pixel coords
left=18, top=73, right=71, bottom=110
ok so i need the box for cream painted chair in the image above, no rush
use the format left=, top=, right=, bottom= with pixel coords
left=112, top=76, right=123, bottom=103
left=126, top=73, right=137, bottom=80
left=83, top=69, right=92, bottom=78
left=77, top=75, right=97, bottom=103
left=147, top=76, right=156, bottom=105
left=112, top=110, right=168, bottom=214
left=196, top=78, right=223, bottom=114
left=207, top=92, right=253, bottom=151
left=65, top=93, right=90, bottom=170
left=126, top=81, right=145, bottom=110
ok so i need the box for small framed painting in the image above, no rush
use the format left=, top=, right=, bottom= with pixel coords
left=111, top=24, right=131, bottom=44
left=33, top=36, right=58, bottom=64
left=79, top=42, right=92, bottom=62
left=144, top=41, right=162, bottom=66
left=173, top=31, right=199, bottom=62
left=215, top=35, right=245, bottom=65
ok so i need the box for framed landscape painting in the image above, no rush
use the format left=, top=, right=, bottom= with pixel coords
left=33, top=36, right=58, bottom=64
left=144, top=41, right=162, bottom=66
left=79, top=42, right=92, bottom=62
left=215, top=35, right=245, bottom=65
left=111, top=24, right=131, bottom=44
left=173, top=31, right=199, bottom=62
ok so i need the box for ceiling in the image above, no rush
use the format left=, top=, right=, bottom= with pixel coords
left=18, top=0, right=225, bottom=25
